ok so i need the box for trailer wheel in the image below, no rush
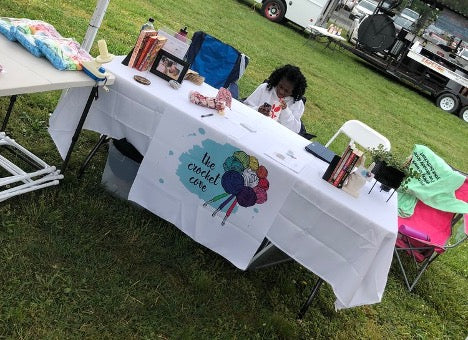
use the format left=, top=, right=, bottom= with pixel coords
left=262, top=0, right=286, bottom=22
left=459, top=106, right=468, bottom=123
left=436, top=93, right=459, bottom=113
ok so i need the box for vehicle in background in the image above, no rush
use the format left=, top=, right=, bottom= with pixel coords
left=254, top=0, right=341, bottom=29
left=422, top=24, right=445, bottom=37
left=347, top=0, right=403, bottom=44
left=343, top=13, right=468, bottom=122
left=392, top=14, right=416, bottom=33
left=347, top=16, right=364, bottom=44
left=400, top=7, right=420, bottom=24
left=343, top=0, right=358, bottom=11
left=458, top=48, right=468, bottom=61
left=422, top=24, right=449, bottom=46
left=348, top=11, right=407, bottom=45
left=349, top=0, right=378, bottom=20
left=380, top=0, right=399, bottom=10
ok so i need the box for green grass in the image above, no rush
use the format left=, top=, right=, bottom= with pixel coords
left=0, top=0, right=467, bottom=338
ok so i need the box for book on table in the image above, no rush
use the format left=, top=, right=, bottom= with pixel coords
left=128, top=29, right=158, bottom=68
left=134, top=35, right=158, bottom=70
left=327, top=144, right=363, bottom=188
left=327, top=144, right=351, bottom=185
left=335, top=149, right=362, bottom=188
left=136, top=35, right=168, bottom=71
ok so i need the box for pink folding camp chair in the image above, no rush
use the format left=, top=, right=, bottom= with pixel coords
left=394, top=178, right=468, bottom=291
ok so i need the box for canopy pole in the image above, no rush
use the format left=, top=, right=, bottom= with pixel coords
left=57, top=0, right=110, bottom=108
left=81, top=0, right=111, bottom=52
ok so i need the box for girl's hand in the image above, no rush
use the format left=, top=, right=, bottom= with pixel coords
left=279, top=98, right=287, bottom=109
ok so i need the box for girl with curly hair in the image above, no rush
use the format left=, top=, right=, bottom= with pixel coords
left=244, top=64, right=307, bottom=133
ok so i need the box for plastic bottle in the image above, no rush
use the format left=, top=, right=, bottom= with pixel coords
left=175, top=26, right=188, bottom=42
left=141, top=17, right=155, bottom=31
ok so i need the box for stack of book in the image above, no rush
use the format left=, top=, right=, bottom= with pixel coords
left=325, top=144, right=363, bottom=188
left=127, top=29, right=168, bottom=71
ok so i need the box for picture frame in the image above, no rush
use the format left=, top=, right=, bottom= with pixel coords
left=150, top=50, right=189, bottom=83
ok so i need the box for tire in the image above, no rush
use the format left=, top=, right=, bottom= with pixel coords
left=459, top=106, right=468, bottom=122
left=261, top=0, right=286, bottom=23
left=436, top=93, right=459, bottom=113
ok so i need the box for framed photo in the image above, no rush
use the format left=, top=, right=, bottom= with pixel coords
left=150, top=50, right=189, bottom=83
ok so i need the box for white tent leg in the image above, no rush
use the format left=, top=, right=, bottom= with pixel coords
left=81, top=0, right=111, bottom=52
left=59, top=0, right=110, bottom=102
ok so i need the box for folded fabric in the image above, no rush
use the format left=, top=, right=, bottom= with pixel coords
left=0, top=17, right=91, bottom=71
left=15, top=20, right=62, bottom=58
left=15, top=29, right=43, bottom=57
left=398, top=145, right=468, bottom=217
left=0, top=17, right=25, bottom=41
left=36, top=37, right=92, bottom=70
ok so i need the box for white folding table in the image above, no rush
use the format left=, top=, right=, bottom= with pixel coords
left=49, top=57, right=398, bottom=311
left=305, top=25, right=346, bottom=50
left=0, top=34, right=114, bottom=173
left=0, top=34, right=114, bottom=200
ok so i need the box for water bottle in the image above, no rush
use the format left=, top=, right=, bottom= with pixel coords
left=141, top=17, right=155, bottom=31
left=175, top=26, right=188, bottom=42
left=176, top=26, right=188, bottom=41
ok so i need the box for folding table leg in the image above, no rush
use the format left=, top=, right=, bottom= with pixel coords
left=77, top=134, right=109, bottom=178
left=297, top=277, right=324, bottom=319
left=61, top=85, right=98, bottom=175
left=1, top=95, right=17, bottom=131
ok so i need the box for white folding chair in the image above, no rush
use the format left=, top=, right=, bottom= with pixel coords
left=0, top=132, right=63, bottom=201
left=325, top=119, right=391, bottom=151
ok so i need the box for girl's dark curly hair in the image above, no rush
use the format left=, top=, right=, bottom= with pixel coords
left=266, top=64, right=307, bottom=102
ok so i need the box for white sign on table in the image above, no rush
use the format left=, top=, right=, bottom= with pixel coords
left=128, top=109, right=295, bottom=269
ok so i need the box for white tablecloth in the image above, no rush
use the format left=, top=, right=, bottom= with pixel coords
left=49, top=56, right=397, bottom=310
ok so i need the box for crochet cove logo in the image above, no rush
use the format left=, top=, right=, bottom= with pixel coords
left=176, top=139, right=270, bottom=225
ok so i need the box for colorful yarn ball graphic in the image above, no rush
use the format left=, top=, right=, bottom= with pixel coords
left=256, top=165, right=268, bottom=179
left=204, top=150, right=270, bottom=225
left=249, top=156, right=259, bottom=171
left=223, top=156, right=244, bottom=173
left=242, top=168, right=259, bottom=187
left=253, top=186, right=267, bottom=204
